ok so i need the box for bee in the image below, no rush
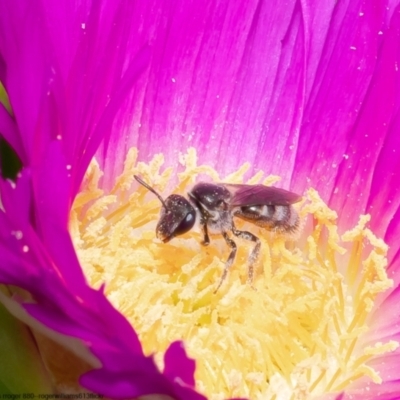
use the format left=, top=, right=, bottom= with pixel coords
left=134, top=175, right=301, bottom=292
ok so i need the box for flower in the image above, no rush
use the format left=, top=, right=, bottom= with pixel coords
left=1, top=0, right=400, bottom=399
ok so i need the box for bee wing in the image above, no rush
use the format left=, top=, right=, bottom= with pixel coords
left=224, top=184, right=302, bottom=207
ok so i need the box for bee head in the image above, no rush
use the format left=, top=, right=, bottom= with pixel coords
left=134, top=175, right=196, bottom=242
left=156, top=194, right=196, bottom=242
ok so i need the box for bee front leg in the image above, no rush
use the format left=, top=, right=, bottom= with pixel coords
left=214, top=231, right=237, bottom=293
left=232, top=226, right=260, bottom=288
left=199, top=216, right=210, bottom=246
left=196, top=207, right=210, bottom=246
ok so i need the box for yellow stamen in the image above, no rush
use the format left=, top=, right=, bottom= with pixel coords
left=70, top=148, right=397, bottom=399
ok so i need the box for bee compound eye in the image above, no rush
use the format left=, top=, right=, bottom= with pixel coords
left=174, top=210, right=196, bottom=236
left=156, top=195, right=197, bottom=242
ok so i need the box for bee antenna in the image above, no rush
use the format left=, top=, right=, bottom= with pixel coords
left=134, top=175, right=168, bottom=209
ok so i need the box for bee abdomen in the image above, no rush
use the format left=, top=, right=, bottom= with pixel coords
left=234, top=204, right=299, bottom=233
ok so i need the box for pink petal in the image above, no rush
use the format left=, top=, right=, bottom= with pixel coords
left=100, top=0, right=311, bottom=186
left=164, top=341, right=196, bottom=387
left=319, top=3, right=400, bottom=234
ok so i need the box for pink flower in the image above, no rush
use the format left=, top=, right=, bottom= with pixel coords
left=0, top=0, right=399, bottom=399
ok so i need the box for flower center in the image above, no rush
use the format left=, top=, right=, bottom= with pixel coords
left=70, top=148, right=397, bottom=399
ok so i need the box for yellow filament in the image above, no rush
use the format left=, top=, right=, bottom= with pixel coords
left=70, top=148, right=397, bottom=399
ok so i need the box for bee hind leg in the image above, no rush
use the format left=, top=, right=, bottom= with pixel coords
left=232, top=227, right=260, bottom=289
left=214, top=231, right=237, bottom=293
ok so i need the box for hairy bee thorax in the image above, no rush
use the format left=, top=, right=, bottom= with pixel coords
left=71, top=147, right=397, bottom=400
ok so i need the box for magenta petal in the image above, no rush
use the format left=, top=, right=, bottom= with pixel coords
left=0, top=0, right=151, bottom=198
left=80, top=366, right=164, bottom=399
left=292, top=0, right=394, bottom=199
left=386, top=216, right=400, bottom=281
left=80, top=340, right=206, bottom=399
left=342, top=378, right=400, bottom=400
left=164, top=341, right=195, bottom=387
left=0, top=1, right=49, bottom=158
left=99, top=0, right=313, bottom=186
left=99, top=0, right=400, bottom=201
left=0, top=169, right=31, bottom=229
left=81, top=367, right=205, bottom=400
left=34, top=139, right=70, bottom=224
left=320, top=4, right=400, bottom=232
left=76, top=45, right=151, bottom=196
left=369, top=285, right=400, bottom=343
left=0, top=231, right=40, bottom=286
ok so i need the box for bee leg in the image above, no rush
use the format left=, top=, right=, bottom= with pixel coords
left=231, top=227, right=261, bottom=288
left=214, top=231, right=237, bottom=293
left=194, top=202, right=210, bottom=245
left=199, top=216, right=210, bottom=245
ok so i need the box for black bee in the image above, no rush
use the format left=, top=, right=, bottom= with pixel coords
left=134, top=175, right=301, bottom=292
